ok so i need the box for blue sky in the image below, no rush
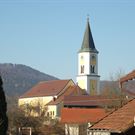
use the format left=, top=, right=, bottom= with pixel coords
left=0, top=0, right=135, bottom=81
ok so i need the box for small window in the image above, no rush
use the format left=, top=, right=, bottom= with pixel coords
left=81, top=56, right=83, bottom=60
left=81, top=65, right=84, bottom=73
left=91, top=65, right=95, bottom=73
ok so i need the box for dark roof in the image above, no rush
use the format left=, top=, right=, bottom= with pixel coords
left=61, top=108, right=108, bottom=124
left=47, top=85, right=87, bottom=105
left=89, top=99, right=135, bottom=133
left=64, top=95, right=119, bottom=107
left=20, top=80, right=72, bottom=98
left=79, top=18, right=98, bottom=53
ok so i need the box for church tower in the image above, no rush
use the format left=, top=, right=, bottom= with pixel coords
left=76, top=18, right=100, bottom=95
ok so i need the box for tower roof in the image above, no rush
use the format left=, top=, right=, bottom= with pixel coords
left=79, top=18, right=98, bottom=53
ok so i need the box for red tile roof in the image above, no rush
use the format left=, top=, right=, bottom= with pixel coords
left=20, top=80, right=72, bottom=98
left=89, top=99, right=135, bottom=133
left=64, top=95, right=119, bottom=107
left=61, top=108, right=108, bottom=124
left=120, top=70, right=135, bottom=84
left=47, top=85, right=87, bottom=105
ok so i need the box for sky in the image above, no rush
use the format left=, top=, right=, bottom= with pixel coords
left=0, top=0, right=135, bottom=81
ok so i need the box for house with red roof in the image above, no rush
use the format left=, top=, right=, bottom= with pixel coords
left=18, top=79, right=75, bottom=118
left=61, top=95, right=119, bottom=135
left=88, top=99, right=135, bottom=135
left=18, top=79, right=88, bottom=119
left=83, top=70, right=135, bottom=135
left=63, top=95, right=120, bottom=108
left=61, top=108, right=109, bottom=135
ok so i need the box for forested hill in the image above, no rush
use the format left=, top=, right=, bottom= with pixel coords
left=0, top=63, right=58, bottom=96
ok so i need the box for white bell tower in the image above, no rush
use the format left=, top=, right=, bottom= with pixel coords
left=76, top=18, right=100, bottom=95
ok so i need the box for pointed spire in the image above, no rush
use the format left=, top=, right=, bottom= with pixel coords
left=80, top=18, right=98, bottom=53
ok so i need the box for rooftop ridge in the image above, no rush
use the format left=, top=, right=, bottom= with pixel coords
left=39, top=79, right=69, bottom=84
left=89, top=98, right=135, bottom=131
left=19, top=79, right=72, bottom=98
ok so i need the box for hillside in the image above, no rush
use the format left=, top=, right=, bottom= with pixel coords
left=0, top=63, right=58, bottom=96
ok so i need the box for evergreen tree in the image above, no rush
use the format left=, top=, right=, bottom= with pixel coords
left=0, top=76, right=8, bottom=135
